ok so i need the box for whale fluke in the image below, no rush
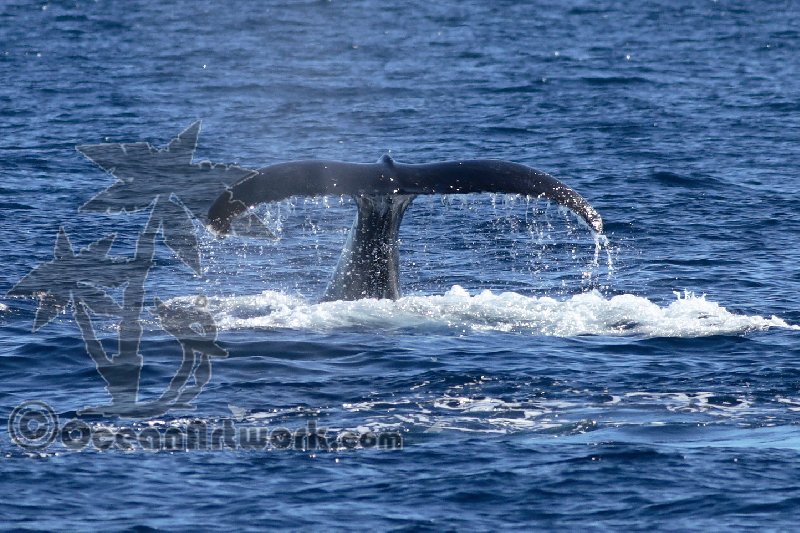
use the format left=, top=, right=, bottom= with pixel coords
left=208, top=156, right=603, bottom=301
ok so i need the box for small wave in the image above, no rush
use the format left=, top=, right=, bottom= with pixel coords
left=651, top=170, right=721, bottom=189
left=191, top=287, right=796, bottom=338
left=0, top=202, right=35, bottom=210
left=580, top=76, right=650, bottom=85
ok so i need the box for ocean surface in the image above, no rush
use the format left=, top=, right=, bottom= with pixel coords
left=2, top=0, right=800, bottom=530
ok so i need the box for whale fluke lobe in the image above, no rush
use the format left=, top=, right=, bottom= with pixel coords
left=396, top=160, right=603, bottom=234
left=208, top=156, right=603, bottom=301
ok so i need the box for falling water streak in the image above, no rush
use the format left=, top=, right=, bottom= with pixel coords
left=593, top=233, right=602, bottom=267
left=593, top=233, right=614, bottom=274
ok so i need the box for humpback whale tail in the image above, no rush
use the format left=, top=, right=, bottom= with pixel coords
left=208, top=155, right=603, bottom=301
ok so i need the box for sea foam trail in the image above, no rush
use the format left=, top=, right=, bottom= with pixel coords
left=194, top=286, right=797, bottom=338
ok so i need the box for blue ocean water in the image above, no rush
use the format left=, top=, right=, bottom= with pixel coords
left=2, top=0, right=800, bottom=530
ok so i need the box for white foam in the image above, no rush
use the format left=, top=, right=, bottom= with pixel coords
left=338, top=388, right=762, bottom=435
left=192, top=286, right=797, bottom=338
left=623, top=391, right=751, bottom=414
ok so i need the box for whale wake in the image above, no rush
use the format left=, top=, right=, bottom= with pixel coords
left=176, top=287, right=797, bottom=338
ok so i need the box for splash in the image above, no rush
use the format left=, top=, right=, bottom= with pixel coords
left=189, top=286, right=796, bottom=338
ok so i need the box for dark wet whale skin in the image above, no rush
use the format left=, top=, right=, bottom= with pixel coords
left=208, top=155, right=603, bottom=300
